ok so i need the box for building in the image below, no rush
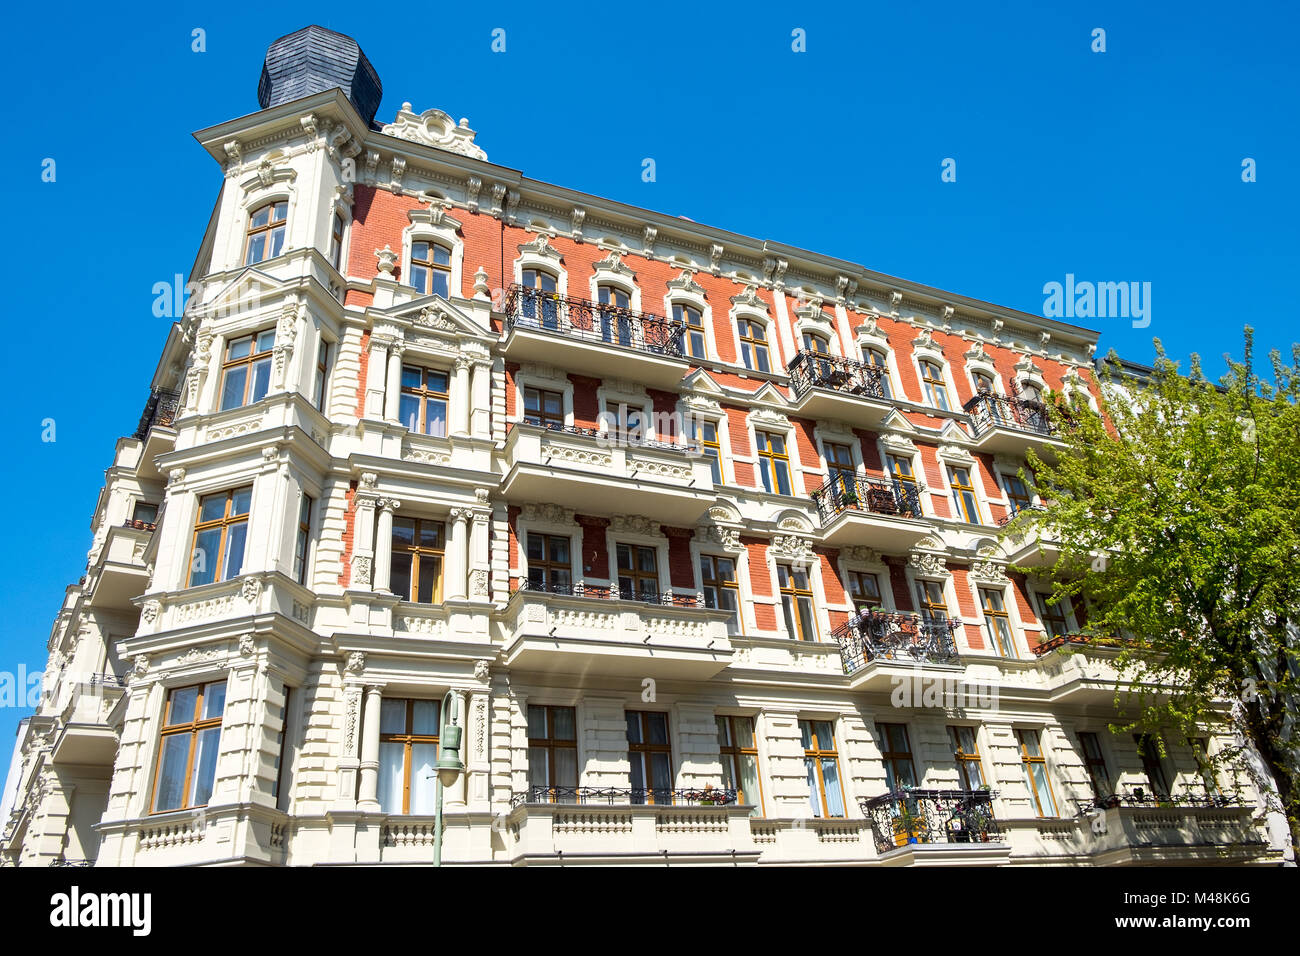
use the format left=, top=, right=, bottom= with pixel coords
left=1, top=25, right=1287, bottom=867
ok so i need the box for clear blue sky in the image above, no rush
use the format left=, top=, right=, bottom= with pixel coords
left=1, top=1, right=1296, bottom=746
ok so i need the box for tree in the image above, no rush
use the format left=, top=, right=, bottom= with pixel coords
left=1009, top=329, right=1300, bottom=853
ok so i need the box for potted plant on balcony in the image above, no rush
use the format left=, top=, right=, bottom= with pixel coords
left=892, top=797, right=924, bottom=846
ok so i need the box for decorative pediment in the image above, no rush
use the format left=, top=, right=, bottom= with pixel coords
left=381, top=103, right=488, bottom=161
left=409, top=203, right=463, bottom=232
left=771, top=533, right=814, bottom=562
left=775, top=511, right=814, bottom=533
left=840, top=546, right=883, bottom=566
left=699, top=524, right=742, bottom=552
left=194, top=268, right=286, bottom=320
left=908, top=550, right=949, bottom=577
left=707, top=501, right=742, bottom=523
left=667, top=269, right=706, bottom=298
left=383, top=298, right=493, bottom=340
left=964, top=338, right=993, bottom=366
left=611, top=515, right=660, bottom=537
left=856, top=311, right=888, bottom=345
left=730, top=284, right=769, bottom=314
left=593, top=249, right=635, bottom=280
left=517, top=233, right=563, bottom=263
left=879, top=432, right=918, bottom=454
left=912, top=326, right=943, bottom=355
left=520, top=503, right=575, bottom=526
left=240, top=159, right=297, bottom=192
left=748, top=406, right=790, bottom=429
left=681, top=392, right=722, bottom=415
left=970, top=560, right=1009, bottom=584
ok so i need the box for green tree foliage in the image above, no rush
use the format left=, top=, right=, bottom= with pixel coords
left=1011, top=330, right=1299, bottom=852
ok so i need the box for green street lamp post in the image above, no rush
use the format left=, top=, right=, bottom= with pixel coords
left=431, top=689, right=465, bottom=867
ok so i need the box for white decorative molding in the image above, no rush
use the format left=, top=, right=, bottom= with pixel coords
left=381, top=103, right=488, bottom=161
left=908, top=550, right=949, bottom=577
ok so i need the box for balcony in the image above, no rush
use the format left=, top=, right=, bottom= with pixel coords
left=501, top=420, right=715, bottom=525
left=502, top=580, right=733, bottom=679
left=962, top=394, right=1064, bottom=457
left=999, top=505, right=1063, bottom=568
left=501, top=285, right=690, bottom=388
left=834, top=610, right=962, bottom=688
left=84, top=523, right=153, bottom=612
left=810, top=474, right=931, bottom=550
left=132, top=387, right=181, bottom=481
left=504, top=788, right=758, bottom=865
left=786, top=351, right=896, bottom=429
left=861, top=789, right=1004, bottom=863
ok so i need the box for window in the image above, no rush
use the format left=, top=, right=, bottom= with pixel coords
left=690, top=418, right=722, bottom=484
left=378, top=698, right=439, bottom=814
left=847, top=571, right=882, bottom=613
left=1189, top=737, right=1221, bottom=797
left=1077, top=732, right=1111, bottom=800
left=1037, top=593, right=1071, bottom=639
left=755, top=430, right=793, bottom=496
left=949, top=466, right=980, bottom=524
left=974, top=371, right=996, bottom=395
left=219, top=329, right=276, bottom=410
left=915, top=579, right=948, bottom=622
left=700, top=555, right=739, bottom=629
left=979, top=588, right=1016, bottom=657
left=674, top=303, right=706, bottom=359
left=329, top=211, right=346, bottom=270
left=527, top=705, right=577, bottom=800
left=876, top=722, right=919, bottom=791
left=825, top=442, right=856, bottom=492
left=802, top=331, right=830, bottom=354
left=526, top=533, right=571, bottom=592
left=188, top=486, right=252, bottom=587
left=717, top=715, right=762, bottom=814
left=1016, top=729, right=1058, bottom=817
left=521, top=267, right=560, bottom=326
left=244, top=201, right=287, bottom=264
left=920, top=360, right=951, bottom=411
left=617, top=544, right=659, bottom=602
left=1004, top=473, right=1032, bottom=515
left=886, top=454, right=918, bottom=502
left=132, top=500, right=159, bottom=525
left=399, top=365, right=449, bottom=437
left=294, top=495, right=313, bottom=585
left=864, top=347, right=892, bottom=398
left=603, top=400, right=644, bottom=443
left=738, top=318, right=771, bottom=373
left=391, top=517, right=444, bottom=603
left=801, top=720, right=845, bottom=817
left=1020, top=382, right=1043, bottom=404
left=598, top=285, right=633, bottom=346
left=153, top=681, right=226, bottom=812
left=948, top=726, right=985, bottom=790
left=409, top=240, right=451, bottom=297
left=1134, top=734, right=1170, bottom=797
left=778, top=565, right=818, bottom=641
left=626, top=711, right=673, bottom=804
left=523, top=387, right=564, bottom=429
left=272, top=687, right=294, bottom=809
left=313, top=340, right=331, bottom=411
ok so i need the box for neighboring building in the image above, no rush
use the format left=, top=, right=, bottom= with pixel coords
left=1, top=25, right=1286, bottom=867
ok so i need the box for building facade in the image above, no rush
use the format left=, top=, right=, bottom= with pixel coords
left=1, top=26, right=1288, bottom=867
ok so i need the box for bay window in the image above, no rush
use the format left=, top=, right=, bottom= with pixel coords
left=153, top=680, right=226, bottom=812
left=219, top=329, right=276, bottom=410
left=188, top=486, right=252, bottom=587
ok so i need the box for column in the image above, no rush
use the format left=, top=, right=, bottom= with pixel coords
left=357, top=685, right=383, bottom=813
left=452, top=356, right=472, bottom=437
left=446, top=509, right=469, bottom=601
left=352, top=493, right=377, bottom=591
left=365, top=337, right=389, bottom=418
left=470, top=359, right=491, bottom=439
left=383, top=344, right=404, bottom=423
left=373, top=499, right=399, bottom=593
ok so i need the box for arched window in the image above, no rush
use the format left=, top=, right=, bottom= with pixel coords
left=802, top=331, right=830, bottom=354
left=521, top=268, right=559, bottom=327
left=920, top=360, right=951, bottom=411
left=673, top=303, right=706, bottom=359
left=409, top=241, right=451, bottom=297
left=974, top=371, right=996, bottom=395
left=864, top=348, right=892, bottom=398
left=598, top=284, right=632, bottom=347
left=244, top=201, right=287, bottom=265
left=738, top=318, right=771, bottom=372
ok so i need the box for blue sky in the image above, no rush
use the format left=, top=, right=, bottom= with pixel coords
left=1, top=1, right=1296, bottom=746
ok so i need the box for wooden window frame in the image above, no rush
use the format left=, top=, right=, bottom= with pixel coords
left=380, top=698, right=440, bottom=815
left=523, top=386, right=564, bottom=429
left=626, top=710, right=674, bottom=805
left=778, top=564, right=819, bottom=641
left=526, top=532, right=572, bottom=592
left=692, top=418, right=723, bottom=484
left=979, top=587, right=1017, bottom=658
left=738, top=318, right=771, bottom=373
left=802, top=719, right=846, bottom=818
left=616, top=543, right=660, bottom=602
left=313, top=339, right=331, bottom=411
left=1017, top=728, right=1059, bottom=817
left=876, top=721, right=918, bottom=792
left=915, top=579, right=949, bottom=622
left=1134, top=733, right=1171, bottom=797
left=864, top=347, right=892, bottom=397
left=755, top=429, right=793, bottom=496
left=674, top=303, right=706, bottom=359
left=802, top=331, right=830, bottom=354
left=700, top=554, right=740, bottom=627
left=391, top=517, right=445, bottom=604
left=219, top=328, right=276, bottom=410
left=1077, top=731, right=1112, bottom=799
left=409, top=240, right=451, bottom=297
left=330, top=211, right=346, bottom=270
left=527, top=704, right=578, bottom=799
left=1003, top=473, right=1032, bottom=515
left=294, top=495, right=313, bottom=585
left=1037, top=593, right=1071, bottom=640
left=920, top=359, right=951, bottom=411
left=948, top=725, right=986, bottom=790
left=948, top=465, right=981, bottom=524
left=151, top=681, right=226, bottom=813
left=399, top=364, right=450, bottom=437
left=717, top=715, right=764, bottom=813
left=825, top=441, right=856, bottom=490
left=187, top=486, right=252, bottom=587
left=847, top=570, right=882, bottom=613
left=243, top=200, right=287, bottom=265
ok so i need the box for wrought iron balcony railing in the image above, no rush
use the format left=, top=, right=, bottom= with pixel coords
left=997, top=502, right=1049, bottom=527
left=87, top=672, right=126, bottom=688
left=510, top=417, right=701, bottom=454
left=513, top=578, right=704, bottom=608
left=511, top=786, right=738, bottom=808
left=860, top=788, right=1001, bottom=854
left=787, top=350, right=888, bottom=402
left=1074, top=787, right=1241, bottom=813
left=963, top=393, right=1053, bottom=438
left=811, top=474, right=922, bottom=524
left=133, top=387, right=181, bottom=440
left=504, top=284, right=686, bottom=357
left=122, top=519, right=158, bottom=532
left=1030, top=632, right=1132, bottom=657
left=834, top=609, right=961, bottom=675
